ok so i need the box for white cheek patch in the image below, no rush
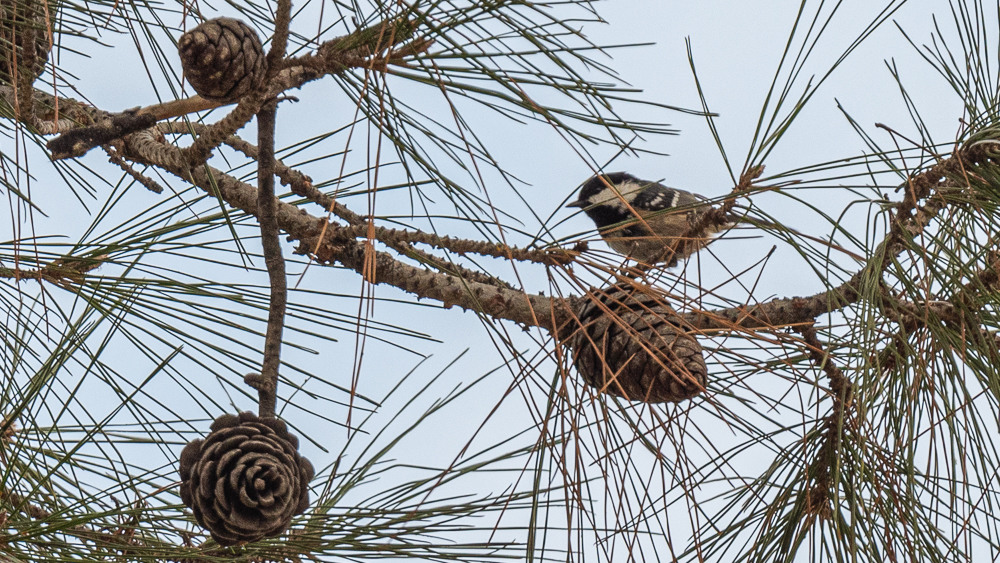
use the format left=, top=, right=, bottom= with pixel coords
left=590, top=180, right=645, bottom=207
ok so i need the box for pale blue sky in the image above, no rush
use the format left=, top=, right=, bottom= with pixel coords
left=6, top=0, right=985, bottom=559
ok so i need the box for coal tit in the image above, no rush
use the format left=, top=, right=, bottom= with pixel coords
left=566, top=172, right=727, bottom=266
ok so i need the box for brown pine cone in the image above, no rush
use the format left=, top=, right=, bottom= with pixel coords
left=0, top=0, right=52, bottom=85
left=177, top=17, right=267, bottom=103
left=568, top=283, right=707, bottom=403
left=179, top=412, right=314, bottom=546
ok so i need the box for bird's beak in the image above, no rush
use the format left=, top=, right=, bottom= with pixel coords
left=565, top=200, right=587, bottom=209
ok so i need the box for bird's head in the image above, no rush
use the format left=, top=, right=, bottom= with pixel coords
left=565, top=172, right=643, bottom=211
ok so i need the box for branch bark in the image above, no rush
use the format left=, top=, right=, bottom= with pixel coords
left=254, top=99, right=283, bottom=418
left=115, top=126, right=995, bottom=340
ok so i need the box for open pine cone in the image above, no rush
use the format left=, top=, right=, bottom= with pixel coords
left=568, top=283, right=708, bottom=403
left=177, top=17, right=267, bottom=103
left=0, top=0, right=52, bottom=85
left=179, top=412, right=314, bottom=546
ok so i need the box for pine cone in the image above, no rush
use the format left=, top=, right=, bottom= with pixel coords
left=0, top=0, right=52, bottom=85
left=177, top=17, right=267, bottom=103
left=179, top=412, right=314, bottom=546
left=568, top=283, right=707, bottom=403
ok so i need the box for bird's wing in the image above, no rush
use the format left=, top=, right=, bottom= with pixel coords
left=631, top=183, right=684, bottom=211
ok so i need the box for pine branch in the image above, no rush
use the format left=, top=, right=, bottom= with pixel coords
left=163, top=123, right=532, bottom=286
left=121, top=127, right=565, bottom=332
left=0, top=254, right=106, bottom=288
left=39, top=15, right=430, bottom=160
left=114, top=124, right=1000, bottom=343
left=798, top=326, right=853, bottom=523
left=253, top=99, right=283, bottom=418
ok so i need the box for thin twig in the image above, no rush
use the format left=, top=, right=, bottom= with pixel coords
left=255, top=99, right=284, bottom=418
left=797, top=325, right=853, bottom=521
left=267, top=0, right=293, bottom=74
left=0, top=254, right=106, bottom=289
left=104, top=146, right=164, bottom=193
left=181, top=97, right=264, bottom=167
left=334, top=223, right=575, bottom=265
left=47, top=109, right=157, bottom=160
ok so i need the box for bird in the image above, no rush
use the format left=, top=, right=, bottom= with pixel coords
left=566, top=172, right=729, bottom=267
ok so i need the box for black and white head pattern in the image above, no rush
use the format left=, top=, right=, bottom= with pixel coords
left=575, top=172, right=691, bottom=212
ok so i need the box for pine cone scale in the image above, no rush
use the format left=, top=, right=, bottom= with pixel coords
left=0, top=0, right=52, bottom=85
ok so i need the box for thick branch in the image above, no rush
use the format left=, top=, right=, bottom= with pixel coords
left=118, top=130, right=1000, bottom=338
left=0, top=84, right=108, bottom=134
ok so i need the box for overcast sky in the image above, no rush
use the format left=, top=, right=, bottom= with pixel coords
left=9, top=0, right=984, bottom=559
